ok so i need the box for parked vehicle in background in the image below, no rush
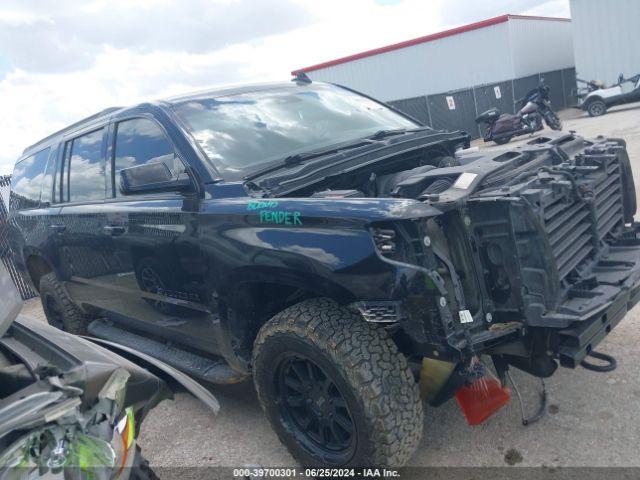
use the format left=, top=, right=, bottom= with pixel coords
left=0, top=262, right=218, bottom=478
left=6, top=80, right=638, bottom=468
left=475, top=82, right=562, bottom=144
left=577, top=73, right=640, bottom=117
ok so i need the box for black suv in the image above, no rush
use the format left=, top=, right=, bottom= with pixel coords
left=8, top=80, right=640, bottom=467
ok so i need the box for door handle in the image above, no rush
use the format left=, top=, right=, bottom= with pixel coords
left=49, top=224, right=66, bottom=234
left=103, top=225, right=126, bottom=236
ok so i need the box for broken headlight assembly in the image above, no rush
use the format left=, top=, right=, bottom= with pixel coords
left=0, top=369, right=136, bottom=479
left=371, top=223, right=417, bottom=265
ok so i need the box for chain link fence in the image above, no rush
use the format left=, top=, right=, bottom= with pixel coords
left=388, top=67, right=577, bottom=140
left=0, top=175, right=38, bottom=301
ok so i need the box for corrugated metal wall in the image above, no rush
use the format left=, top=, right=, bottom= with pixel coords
left=508, top=18, right=574, bottom=78
left=386, top=67, right=576, bottom=140
left=570, top=0, right=640, bottom=85
left=304, top=17, right=574, bottom=103
left=306, top=21, right=513, bottom=101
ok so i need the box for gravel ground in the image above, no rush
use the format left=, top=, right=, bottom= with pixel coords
left=19, top=102, right=640, bottom=474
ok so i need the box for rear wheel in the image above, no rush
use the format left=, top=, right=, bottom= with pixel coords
left=494, top=136, right=512, bottom=145
left=39, top=272, right=87, bottom=334
left=253, top=298, right=423, bottom=467
left=587, top=99, right=607, bottom=117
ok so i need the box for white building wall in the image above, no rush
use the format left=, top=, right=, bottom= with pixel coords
left=304, top=17, right=574, bottom=102
left=508, top=18, right=574, bottom=78
left=570, top=0, right=640, bottom=85
left=306, top=22, right=514, bottom=101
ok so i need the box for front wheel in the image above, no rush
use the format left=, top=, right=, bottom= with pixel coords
left=253, top=298, right=423, bottom=467
left=542, top=110, right=562, bottom=130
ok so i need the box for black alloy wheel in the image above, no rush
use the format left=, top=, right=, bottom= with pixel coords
left=253, top=298, right=423, bottom=467
left=277, top=353, right=356, bottom=463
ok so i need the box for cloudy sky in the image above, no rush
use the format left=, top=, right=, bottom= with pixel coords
left=0, top=0, right=569, bottom=174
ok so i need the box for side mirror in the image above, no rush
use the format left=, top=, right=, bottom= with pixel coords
left=119, top=162, right=193, bottom=195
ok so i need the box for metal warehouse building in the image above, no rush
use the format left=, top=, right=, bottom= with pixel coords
left=292, top=14, right=576, bottom=138
left=570, top=0, right=640, bottom=85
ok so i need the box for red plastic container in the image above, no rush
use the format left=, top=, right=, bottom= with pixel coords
left=455, top=376, right=511, bottom=425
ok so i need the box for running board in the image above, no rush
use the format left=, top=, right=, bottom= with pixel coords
left=87, top=319, right=246, bottom=385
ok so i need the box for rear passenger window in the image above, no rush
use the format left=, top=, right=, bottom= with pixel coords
left=60, top=128, right=106, bottom=203
left=10, top=147, right=51, bottom=210
left=113, top=118, right=183, bottom=196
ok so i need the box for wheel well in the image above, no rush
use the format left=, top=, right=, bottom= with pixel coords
left=224, top=280, right=354, bottom=365
left=25, top=255, right=52, bottom=292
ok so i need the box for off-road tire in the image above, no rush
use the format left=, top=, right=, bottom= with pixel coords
left=587, top=99, right=607, bottom=117
left=39, top=272, right=87, bottom=334
left=253, top=298, right=423, bottom=467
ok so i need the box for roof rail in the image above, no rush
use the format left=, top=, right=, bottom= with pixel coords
left=23, top=106, right=122, bottom=154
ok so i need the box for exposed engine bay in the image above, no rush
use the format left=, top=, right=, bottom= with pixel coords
left=298, top=133, right=639, bottom=376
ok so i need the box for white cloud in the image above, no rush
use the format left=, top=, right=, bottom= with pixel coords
left=0, top=0, right=569, bottom=175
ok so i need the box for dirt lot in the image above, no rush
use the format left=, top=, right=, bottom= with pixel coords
left=19, top=102, right=640, bottom=473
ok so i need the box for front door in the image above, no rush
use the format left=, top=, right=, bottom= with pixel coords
left=89, top=117, right=218, bottom=354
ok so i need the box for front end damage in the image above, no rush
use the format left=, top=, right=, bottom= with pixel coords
left=365, top=134, right=638, bottom=411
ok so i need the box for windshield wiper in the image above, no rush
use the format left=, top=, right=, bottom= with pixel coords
left=367, top=127, right=432, bottom=140
left=245, top=127, right=430, bottom=182
left=367, top=128, right=411, bottom=140
left=245, top=140, right=372, bottom=181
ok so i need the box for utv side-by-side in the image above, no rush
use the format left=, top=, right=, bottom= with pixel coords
left=8, top=79, right=639, bottom=467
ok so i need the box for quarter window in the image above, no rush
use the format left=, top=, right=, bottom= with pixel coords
left=10, top=147, right=51, bottom=210
left=113, top=118, right=182, bottom=196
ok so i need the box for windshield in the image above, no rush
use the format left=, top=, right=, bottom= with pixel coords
left=171, top=84, right=419, bottom=176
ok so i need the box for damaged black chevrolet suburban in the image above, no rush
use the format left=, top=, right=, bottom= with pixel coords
left=8, top=79, right=639, bottom=467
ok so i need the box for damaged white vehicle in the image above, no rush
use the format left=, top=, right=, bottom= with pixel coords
left=0, top=262, right=219, bottom=479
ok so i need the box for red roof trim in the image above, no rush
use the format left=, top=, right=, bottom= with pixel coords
left=291, top=14, right=570, bottom=75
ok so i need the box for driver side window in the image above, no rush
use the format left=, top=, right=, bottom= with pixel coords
left=113, top=117, right=185, bottom=197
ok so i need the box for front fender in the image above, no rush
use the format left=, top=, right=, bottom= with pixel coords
left=200, top=196, right=442, bottom=303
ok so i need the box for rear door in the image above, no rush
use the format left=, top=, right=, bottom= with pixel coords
left=52, top=126, right=112, bottom=308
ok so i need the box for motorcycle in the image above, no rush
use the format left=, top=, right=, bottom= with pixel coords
left=475, top=82, right=562, bottom=145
